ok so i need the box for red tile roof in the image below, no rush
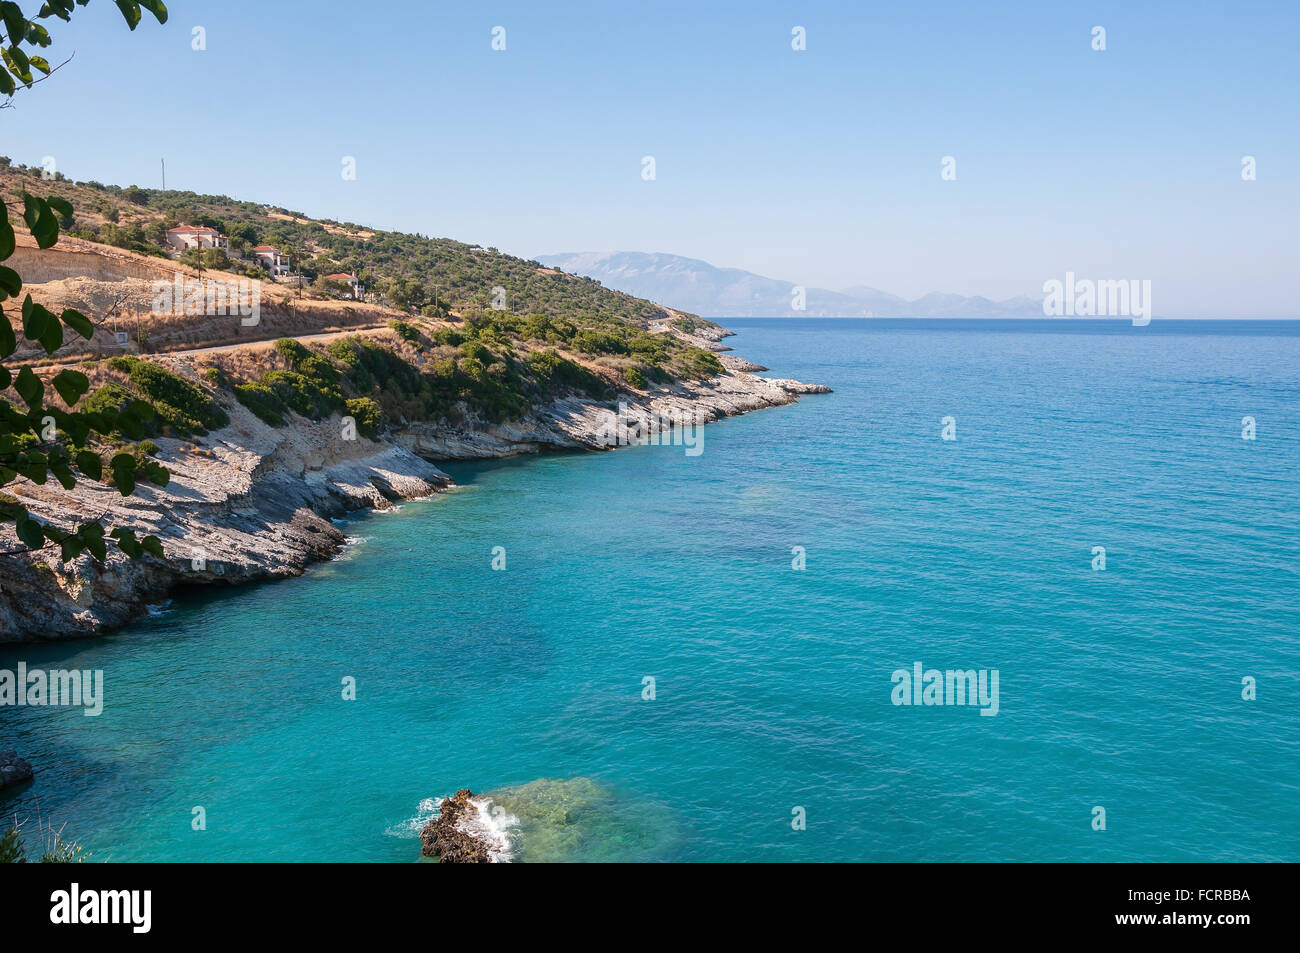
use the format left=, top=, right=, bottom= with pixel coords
left=167, top=224, right=221, bottom=235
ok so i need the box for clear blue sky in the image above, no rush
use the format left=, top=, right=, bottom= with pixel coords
left=3, top=0, right=1297, bottom=316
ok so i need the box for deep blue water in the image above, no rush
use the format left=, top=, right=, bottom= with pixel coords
left=2, top=318, right=1298, bottom=861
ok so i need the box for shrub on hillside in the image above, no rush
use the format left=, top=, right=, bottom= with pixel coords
left=233, top=382, right=285, bottom=427
left=344, top=397, right=383, bottom=437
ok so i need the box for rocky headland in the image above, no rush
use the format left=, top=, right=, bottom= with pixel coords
left=0, top=168, right=829, bottom=643
left=0, top=332, right=826, bottom=642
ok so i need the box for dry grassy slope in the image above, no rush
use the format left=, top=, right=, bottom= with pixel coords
left=7, top=230, right=415, bottom=365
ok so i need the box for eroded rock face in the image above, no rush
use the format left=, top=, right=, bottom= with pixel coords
left=0, top=749, right=33, bottom=790
left=0, top=330, right=828, bottom=642
left=0, top=398, right=451, bottom=643
left=419, top=789, right=493, bottom=863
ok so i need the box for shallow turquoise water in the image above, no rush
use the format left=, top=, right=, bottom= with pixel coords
left=3, top=318, right=1298, bottom=861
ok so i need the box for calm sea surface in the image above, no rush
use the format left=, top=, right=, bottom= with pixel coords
left=2, top=318, right=1297, bottom=861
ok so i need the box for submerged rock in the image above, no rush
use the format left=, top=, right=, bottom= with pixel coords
left=485, top=777, right=679, bottom=863
left=419, top=789, right=494, bottom=863
left=0, top=748, right=33, bottom=789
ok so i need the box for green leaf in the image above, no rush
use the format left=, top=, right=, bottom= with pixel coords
left=111, top=527, right=141, bottom=558
left=114, top=0, right=141, bottom=30
left=110, top=452, right=136, bottom=495
left=49, top=460, right=75, bottom=489
left=75, top=449, right=102, bottom=480
left=0, top=306, right=14, bottom=358
left=21, top=194, right=58, bottom=248
left=137, top=0, right=166, bottom=25
left=60, top=307, right=93, bottom=339
left=0, top=66, right=13, bottom=97
left=22, top=295, right=62, bottom=353
left=45, top=196, right=72, bottom=218
left=14, top=365, right=43, bottom=409
left=51, top=368, right=89, bottom=405
left=141, top=535, right=164, bottom=557
left=38, top=315, right=62, bottom=353
left=23, top=297, right=61, bottom=353
left=28, top=54, right=49, bottom=75
left=0, top=3, right=26, bottom=44
left=15, top=512, right=44, bottom=550
left=48, top=406, right=90, bottom=446
left=59, top=536, right=85, bottom=562
left=0, top=264, right=20, bottom=298
left=81, top=522, right=106, bottom=561
left=0, top=365, right=10, bottom=389
left=38, top=1, right=76, bottom=24
left=0, top=200, right=14, bottom=259
left=21, top=293, right=49, bottom=339
left=4, top=45, right=33, bottom=85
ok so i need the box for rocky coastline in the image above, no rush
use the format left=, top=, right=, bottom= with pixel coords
left=1, top=335, right=828, bottom=642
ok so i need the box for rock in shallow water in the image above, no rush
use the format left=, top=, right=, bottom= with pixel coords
left=419, top=789, right=493, bottom=863
left=0, top=748, right=33, bottom=789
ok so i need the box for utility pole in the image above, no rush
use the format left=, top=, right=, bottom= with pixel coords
left=161, top=157, right=166, bottom=191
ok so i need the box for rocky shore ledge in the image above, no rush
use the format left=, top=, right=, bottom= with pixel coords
left=419, top=789, right=496, bottom=863
left=1, top=341, right=828, bottom=641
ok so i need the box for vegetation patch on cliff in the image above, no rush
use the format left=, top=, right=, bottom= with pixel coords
left=226, top=328, right=617, bottom=433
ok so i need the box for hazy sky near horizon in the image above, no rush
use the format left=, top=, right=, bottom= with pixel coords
left=2, top=0, right=1297, bottom=316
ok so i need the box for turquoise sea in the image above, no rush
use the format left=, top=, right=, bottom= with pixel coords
left=2, top=318, right=1298, bottom=862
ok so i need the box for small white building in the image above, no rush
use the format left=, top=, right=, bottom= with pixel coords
left=324, top=272, right=361, bottom=298
left=165, top=223, right=229, bottom=254
left=252, top=244, right=290, bottom=276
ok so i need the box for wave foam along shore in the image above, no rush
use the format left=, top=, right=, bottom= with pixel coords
left=418, top=789, right=518, bottom=863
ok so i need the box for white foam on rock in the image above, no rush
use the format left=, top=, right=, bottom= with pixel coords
left=389, top=794, right=519, bottom=862
left=455, top=796, right=520, bottom=863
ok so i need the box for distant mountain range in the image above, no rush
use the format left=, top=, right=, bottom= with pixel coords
left=535, top=251, right=1042, bottom=318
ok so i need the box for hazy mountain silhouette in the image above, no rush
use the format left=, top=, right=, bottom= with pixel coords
left=537, top=251, right=1042, bottom=317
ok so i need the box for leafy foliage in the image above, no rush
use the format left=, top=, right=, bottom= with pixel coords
left=1, top=1, right=167, bottom=101
left=1, top=0, right=168, bottom=561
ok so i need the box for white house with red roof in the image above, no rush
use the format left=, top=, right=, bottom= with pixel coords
left=252, top=244, right=290, bottom=276
left=165, top=223, right=228, bottom=255
left=324, top=272, right=361, bottom=298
